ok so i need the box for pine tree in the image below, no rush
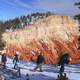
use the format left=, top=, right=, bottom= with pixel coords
left=74, top=2, right=80, bottom=20
left=0, top=21, right=5, bottom=50
left=0, top=31, right=5, bottom=50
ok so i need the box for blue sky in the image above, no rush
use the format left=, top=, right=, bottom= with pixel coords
left=0, top=0, right=79, bottom=21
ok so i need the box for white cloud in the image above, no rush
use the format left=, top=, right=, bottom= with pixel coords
left=1, top=0, right=32, bottom=9
left=14, top=0, right=31, bottom=9
left=31, top=0, right=80, bottom=15
left=1, top=0, right=16, bottom=7
left=0, top=0, right=79, bottom=16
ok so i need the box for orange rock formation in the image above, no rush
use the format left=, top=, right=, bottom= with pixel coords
left=2, top=15, right=80, bottom=64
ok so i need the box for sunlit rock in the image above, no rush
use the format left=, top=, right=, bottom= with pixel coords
left=2, top=15, right=80, bottom=64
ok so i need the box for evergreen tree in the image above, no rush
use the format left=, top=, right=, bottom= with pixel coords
left=0, top=21, right=5, bottom=50
left=74, top=2, right=80, bottom=20
left=75, top=2, right=80, bottom=9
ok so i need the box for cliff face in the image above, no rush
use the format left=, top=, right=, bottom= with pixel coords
left=2, top=15, right=80, bottom=64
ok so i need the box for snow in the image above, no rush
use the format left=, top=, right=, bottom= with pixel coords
left=0, top=55, right=80, bottom=80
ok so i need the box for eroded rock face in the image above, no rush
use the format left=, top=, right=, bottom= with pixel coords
left=2, top=15, right=80, bottom=64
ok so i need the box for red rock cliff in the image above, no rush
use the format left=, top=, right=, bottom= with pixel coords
left=2, top=15, right=80, bottom=64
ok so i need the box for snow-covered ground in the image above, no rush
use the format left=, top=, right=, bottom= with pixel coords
left=0, top=56, right=80, bottom=80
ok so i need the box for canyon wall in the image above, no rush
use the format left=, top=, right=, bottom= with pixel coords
left=2, top=15, right=80, bottom=64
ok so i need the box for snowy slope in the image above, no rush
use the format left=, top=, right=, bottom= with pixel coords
left=0, top=56, right=80, bottom=80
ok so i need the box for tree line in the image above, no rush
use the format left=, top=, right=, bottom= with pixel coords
left=0, top=12, right=53, bottom=31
